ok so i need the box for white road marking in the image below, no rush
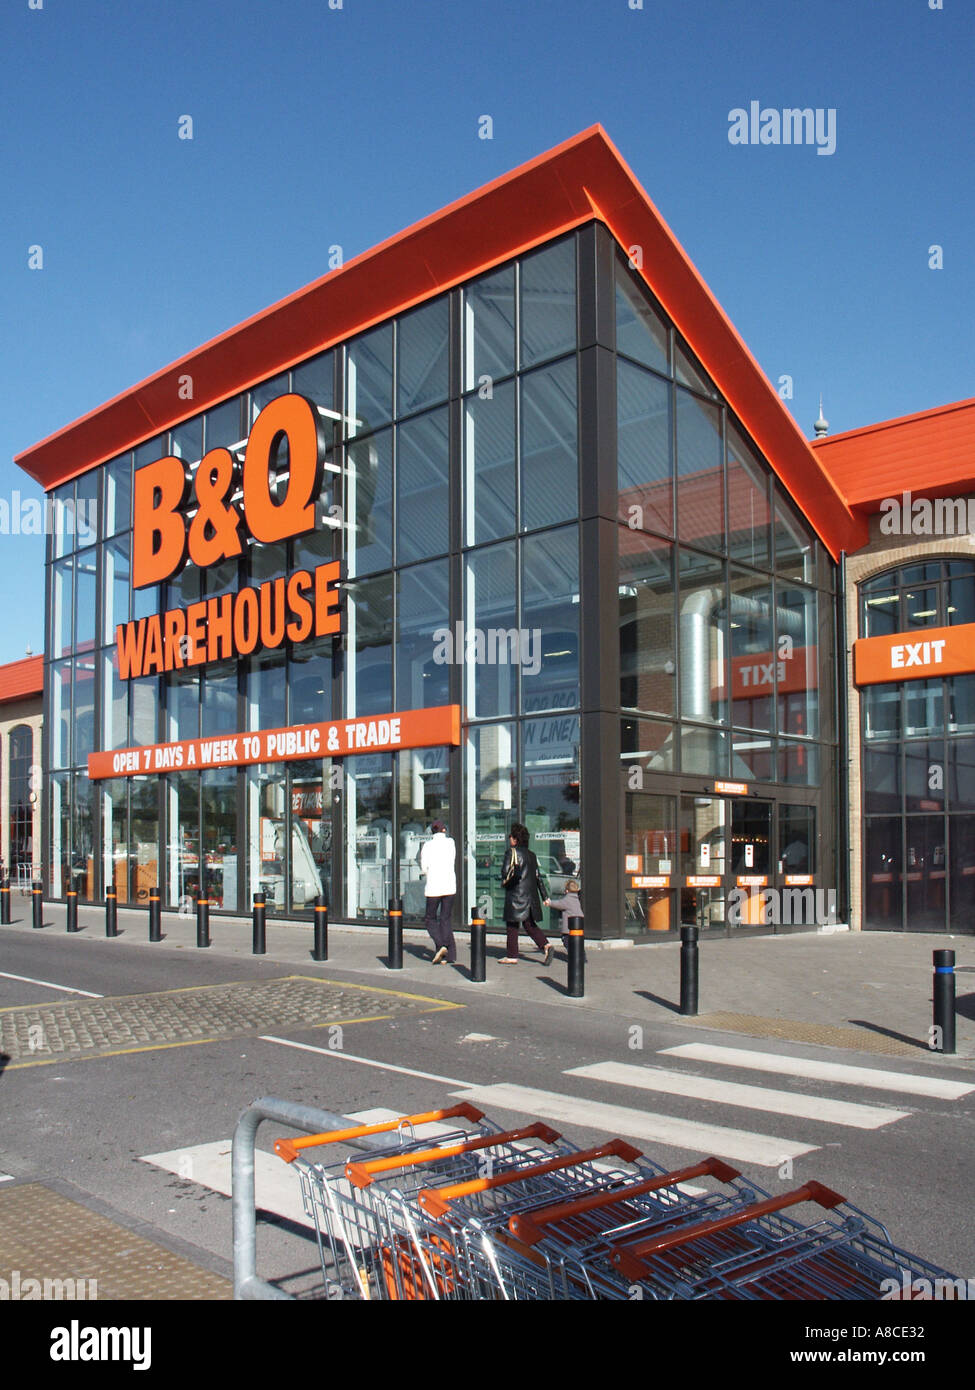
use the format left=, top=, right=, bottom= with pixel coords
left=659, top=1043, right=975, bottom=1101
left=449, top=1082, right=815, bottom=1167
left=566, top=1061, right=909, bottom=1130
left=259, top=1035, right=474, bottom=1088
left=0, top=971, right=102, bottom=998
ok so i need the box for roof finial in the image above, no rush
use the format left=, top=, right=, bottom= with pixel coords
left=25, top=643, right=33, bottom=658
left=813, top=394, right=829, bottom=438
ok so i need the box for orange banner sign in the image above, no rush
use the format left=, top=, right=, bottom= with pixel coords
left=736, top=875, right=768, bottom=888
left=631, top=875, right=670, bottom=889
left=854, top=623, right=975, bottom=686
left=88, top=705, right=461, bottom=780
left=685, top=875, right=721, bottom=888
left=714, top=780, right=749, bottom=796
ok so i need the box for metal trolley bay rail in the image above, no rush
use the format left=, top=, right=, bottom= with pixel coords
left=268, top=1099, right=961, bottom=1301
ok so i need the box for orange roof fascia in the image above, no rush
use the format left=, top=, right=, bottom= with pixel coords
left=15, top=125, right=864, bottom=559
left=812, top=395, right=975, bottom=510
left=0, top=655, right=43, bottom=703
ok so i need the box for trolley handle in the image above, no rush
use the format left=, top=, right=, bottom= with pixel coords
left=508, top=1156, right=742, bottom=1246
left=609, top=1180, right=847, bottom=1280
left=344, top=1123, right=562, bottom=1189
left=418, top=1139, right=643, bottom=1218
left=273, top=1102, right=485, bottom=1164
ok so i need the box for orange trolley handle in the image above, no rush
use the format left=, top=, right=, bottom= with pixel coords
left=508, top=1155, right=741, bottom=1246
left=273, top=1103, right=484, bottom=1164
left=418, top=1139, right=644, bottom=1219
left=609, top=1180, right=847, bottom=1281
left=344, top=1123, right=563, bottom=1190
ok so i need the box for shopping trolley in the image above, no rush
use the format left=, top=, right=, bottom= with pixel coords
left=273, top=1099, right=963, bottom=1301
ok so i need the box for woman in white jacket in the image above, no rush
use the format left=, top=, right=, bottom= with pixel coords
left=419, top=821, right=457, bottom=964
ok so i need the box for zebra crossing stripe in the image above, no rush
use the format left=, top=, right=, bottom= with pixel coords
left=659, top=1043, right=974, bottom=1100
left=565, top=1061, right=910, bottom=1130
left=449, top=1082, right=816, bottom=1167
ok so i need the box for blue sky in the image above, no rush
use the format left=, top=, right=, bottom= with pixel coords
left=1, top=0, right=970, bottom=662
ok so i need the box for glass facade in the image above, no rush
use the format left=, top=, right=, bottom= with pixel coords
left=860, top=559, right=975, bottom=932
left=42, top=225, right=840, bottom=939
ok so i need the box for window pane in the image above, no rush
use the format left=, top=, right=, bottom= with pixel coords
left=204, top=397, right=243, bottom=451
left=167, top=669, right=200, bottom=742
left=52, top=557, right=73, bottom=658
left=863, top=684, right=901, bottom=740
left=103, top=537, right=130, bottom=642
left=465, top=722, right=515, bottom=924
left=520, top=239, right=576, bottom=369
left=615, top=265, right=668, bottom=375
left=249, top=372, right=290, bottom=425
left=949, top=816, right=975, bottom=931
left=52, top=483, right=75, bottom=559
left=170, top=416, right=203, bottom=465
left=947, top=572, right=975, bottom=626
left=465, top=265, right=515, bottom=390
left=397, top=560, right=450, bottom=710
left=347, top=428, right=393, bottom=577
left=202, top=768, right=239, bottom=910
left=398, top=299, right=449, bottom=416
left=621, top=715, right=675, bottom=774
left=348, top=324, right=393, bottom=435
left=727, top=427, right=770, bottom=570
left=293, top=351, right=334, bottom=418
left=521, top=716, right=580, bottom=909
left=74, top=549, right=98, bottom=653
left=74, top=656, right=96, bottom=764
left=619, top=532, right=675, bottom=716
left=75, top=472, right=98, bottom=548
left=617, top=361, right=672, bottom=534
left=465, top=543, right=516, bottom=720
left=948, top=674, right=975, bottom=735
left=464, top=381, right=515, bottom=545
left=902, top=586, right=939, bottom=629
left=520, top=360, right=578, bottom=532
left=349, top=574, right=393, bottom=717
left=862, top=588, right=900, bottom=637
left=104, top=456, right=132, bottom=539
left=774, top=493, right=815, bottom=583
left=680, top=725, right=729, bottom=776
left=730, top=569, right=773, bottom=731
left=678, top=550, right=727, bottom=723
left=863, top=744, right=900, bottom=815
left=49, top=660, right=71, bottom=768
left=864, top=817, right=901, bottom=928
left=905, top=740, right=944, bottom=813
left=247, top=650, right=286, bottom=732
left=780, top=738, right=819, bottom=785
left=676, top=389, right=724, bottom=548
left=904, top=678, right=943, bottom=737
left=776, top=584, right=819, bottom=739
left=102, top=647, right=129, bottom=751
left=905, top=816, right=946, bottom=931
left=779, top=804, right=815, bottom=874
left=397, top=407, right=450, bottom=564
left=346, top=753, right=393, bottom=921
left=289, top=638, right=333, bottom=726
left=522, top=526, right=579, bottom=714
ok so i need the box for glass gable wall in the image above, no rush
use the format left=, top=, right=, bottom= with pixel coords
left=43, top=225, right=837, bottom=939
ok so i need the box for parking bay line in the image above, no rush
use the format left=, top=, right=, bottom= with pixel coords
left=659, top=1043, right=975, bottom=1101
left=0, top=971, right=102, bottom=999
left=258, top=1035, right=476, bottom=1088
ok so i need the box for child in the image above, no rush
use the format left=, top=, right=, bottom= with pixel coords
left=544, top=880, right=585, bottom=960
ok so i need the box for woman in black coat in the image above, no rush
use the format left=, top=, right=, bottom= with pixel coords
left=500, top=822, right=552, bottom=965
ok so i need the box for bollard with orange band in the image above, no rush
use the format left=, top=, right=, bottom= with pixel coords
left=566, top=916, right=584, bottom=997
left=252, top=890, right=266, bottom=956
left=105, top=880, right=118, bottom=937
left=66, top=887, right=79, bottom=933
left=470, top=906, right=485, bottom=982
left=312, top=895, right=328, bottom=962
left=387, top=898, right=403, bottom=970
left=1, top=878, right=11, bottom=925
left=196, top=892, right=210, bottom=948
left=32, top=880, right=44, bottom=929
left=148, top=886, right=161, bottom=941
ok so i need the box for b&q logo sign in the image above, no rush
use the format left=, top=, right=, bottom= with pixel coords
left=120, top=394, right=342, bottom=679
left=853, top=623, right=975, bottom=687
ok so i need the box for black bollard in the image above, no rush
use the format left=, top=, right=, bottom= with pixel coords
left=312, top=895, right=328, bottom=962
left=66, top=888, right=79, bottom=933
left=567, top=917, right=585, bottom=997
left=32, top=880, right=43, bottom=929
left=105, top=881, right=118, bottom=938
left=252, top=890, right=266, bottom=956
left=196, top=893, right=210, bottom=948
left=148, top=887, right=162, bottom=941
left=470, top=907, right=486, bottom=983
left=387, top=898, right=403, bottom=970
left=933, top=950, right=956, bottom=1055
left=679, top=925, right=699, bottom=1016
left=1, top=878, right=10, bottom=925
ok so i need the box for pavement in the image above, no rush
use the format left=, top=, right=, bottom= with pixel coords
left=9, top=898, right=973, bottom=1063
left=1, top=899, right=973, bottom=1302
